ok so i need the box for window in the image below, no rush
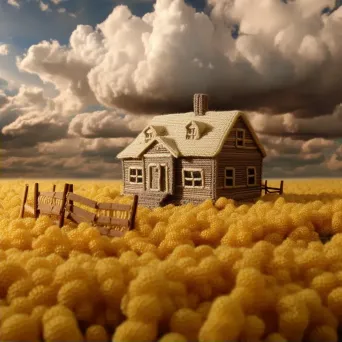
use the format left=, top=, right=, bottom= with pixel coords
left=236, top=129, right=245, bottom=147
left=129, top=167, right=143, bottom=184
left=224, top=167, right=235, bottom=188
left=186, top=127, right=197, bottom=140
left=183, top=169, right=204, bottom=188
left=247, top=167, right=256, bottom=186
left=145, top=128, right=153, bottom=143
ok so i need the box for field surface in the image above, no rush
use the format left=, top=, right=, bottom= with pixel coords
left=1, top=178, right=342, bottom=341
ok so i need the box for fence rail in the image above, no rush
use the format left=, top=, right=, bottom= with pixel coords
left=262, top=180, right=284, bottom=195
left=19, top=183, right=138, bottom=236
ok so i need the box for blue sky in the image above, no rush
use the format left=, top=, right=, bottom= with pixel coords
left=0, top=0, right=206, bottom=49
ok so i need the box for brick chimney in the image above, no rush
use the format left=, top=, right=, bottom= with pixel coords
left=193, top=93, right=208, bottom=116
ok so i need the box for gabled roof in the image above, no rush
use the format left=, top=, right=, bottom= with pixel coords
left=117, top=111, right=266, bottom=159
left=185, top=120, right=208, bottom=139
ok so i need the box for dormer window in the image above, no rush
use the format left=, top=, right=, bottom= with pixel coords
left=185, top=121, right=207, bottom=140
left=145, top=128, right=154, bottom=143
left=186, top=126, right=197, bottom=140
left=236, top=129, right=245, bottom=147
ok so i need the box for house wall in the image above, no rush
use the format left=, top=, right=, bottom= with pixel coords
left=122, top=159, right=145, bottom=194
left=216, top=117, right=263, bottom=201
left=172, top=157, right=215, bottom=205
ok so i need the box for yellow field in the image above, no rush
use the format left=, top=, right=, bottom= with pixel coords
left=1, top=178, right=342, bottom=341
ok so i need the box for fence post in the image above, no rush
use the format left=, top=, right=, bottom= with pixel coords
left=279, top=180, right=284, bottom=195
left=265, top=180, right=268, bottom=194
left=59, top=183, right=69, bottom=228
left=52, top=184, right=56, bottom=192
left=33, top=183, right=39, bottom=219
left=69, top=184, right=74, bottom=215
left=19, top=184, right=29, bottom=218
left=129, top=195, right=138, bottom=230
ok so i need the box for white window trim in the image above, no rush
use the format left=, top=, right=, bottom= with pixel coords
left=247, top=166, right=257, bottom=186
left=128, top=166, right=144, bottom=185
left=182, top=168, right=204, bottom=189
left=236, top=128, right=245, bottom=148
left=224, top=167, right=235, bottom=188
left=147, top=163, right=168, bottom=192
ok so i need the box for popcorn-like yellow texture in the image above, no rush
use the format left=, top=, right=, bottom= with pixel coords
left=1, top=179, right=342, bottom=340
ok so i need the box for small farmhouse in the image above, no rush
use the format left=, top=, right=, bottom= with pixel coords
left=116, top=94, right=267, bottom=208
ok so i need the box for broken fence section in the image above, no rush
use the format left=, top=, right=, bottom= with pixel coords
left=19, top=183, right=138, bottom=237
left=262, top=180, right=284, bottom=195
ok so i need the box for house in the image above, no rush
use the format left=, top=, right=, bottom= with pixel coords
left=116, top=94, right=267, bottom=208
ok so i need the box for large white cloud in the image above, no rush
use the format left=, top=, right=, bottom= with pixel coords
left=15, top=0, right=342, bottom=117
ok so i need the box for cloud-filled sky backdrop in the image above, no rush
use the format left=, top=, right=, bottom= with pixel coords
left=0, top=0, right=342, bottom=179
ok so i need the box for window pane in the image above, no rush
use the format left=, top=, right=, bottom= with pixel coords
left=248, top=176, right=255, bottom=184
left=237, top=130, right=244, bottom=138
left=137, top=176, right=143, bottom=183
left=194, top=180, right=202, bottom=187
left=237, top=140, right=244, bottom=146
left=193, top=171, right=201, bottom=178
left=184, top=179, right=193, bottom=186
left=130, top=169, right=136, bottom=176
left=137, top=169, right=142, bottom=176
left=225, top=178, right=233, bottom=187
left=184, top=171, right=191, bottom=178
left=129, top=176, right=135, bottom=182
left=248, top=168, right=255, bottom=175
left=225, top=169, right=233, bottom=177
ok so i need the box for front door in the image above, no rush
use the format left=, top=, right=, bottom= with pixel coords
left=148, top=164, right=168, bottom=192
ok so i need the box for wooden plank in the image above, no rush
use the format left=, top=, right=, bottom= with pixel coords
left=96, top=216, right=129, bottom=227
left=97, top=202, right=131, bottom=211
left=110, top=217, right=130, bottom=227
left=96, top=215, right=111, bottom=225
left=24, top=204, right=35, bottom=215
left=108, top=229, right=125, bottom=237
left=67, top=212, right=84, bottom=224
left=129, top=194, right=138, bottom=230
left=66, top=204, right=96, bottom=222
left=38, top=203, right=61, bottom=216
left=39, top=191, right=64, bottom=200
left=19, top=184, right=29, bottom=218
left=97, top=226, right=110, bottom=235
left=67, top=193, right=97, bottom=208
left=34, top=183, right=39, bottom=219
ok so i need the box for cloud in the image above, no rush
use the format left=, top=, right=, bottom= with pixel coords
left=248, top=105, right=342, bottom=139
left=57, top=7, right=66, bottom=13
left=68, top=110, right=150, bottom=138
left=0, top=44, right=9, bottom=56
left=15, top=0, right=342, bottom=117
left=39, top=1, right=50, bottom=12
left=51, top=0, right=62, bottom=4
left=7, top=0, right=20, bottom=8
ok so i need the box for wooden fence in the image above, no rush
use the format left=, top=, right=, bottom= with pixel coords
left=19, top=183, right=69, bottom=227
left=65, top=185, right=138, bottom=237
left=19, top=183, right=138, bottom=236
left=262, top=180, right=284, bottom=195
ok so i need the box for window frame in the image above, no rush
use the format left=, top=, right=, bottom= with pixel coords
left=182, top=168, right=204, bottom=188
left=128, top=166, right=144, bottom=184
left=224, top=167, right=235, bottom=188
left=236, top=128, right=245, bottom=148
left=145, top=128, right=154, bottom=143
left=186, top=125, right=197, bottom=140
left=246, top=166, right=257, bottom=186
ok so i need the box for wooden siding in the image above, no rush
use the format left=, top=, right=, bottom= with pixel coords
left=172, top=158, right=214, bottom=203
left=226, top=117, right=261, bottom=150
left=122, top=159, right=145, bottom=193
left=216, top=117, right=263, bottom=201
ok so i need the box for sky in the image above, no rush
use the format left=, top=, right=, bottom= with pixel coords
left=0, top=0, right=341, bottom=180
